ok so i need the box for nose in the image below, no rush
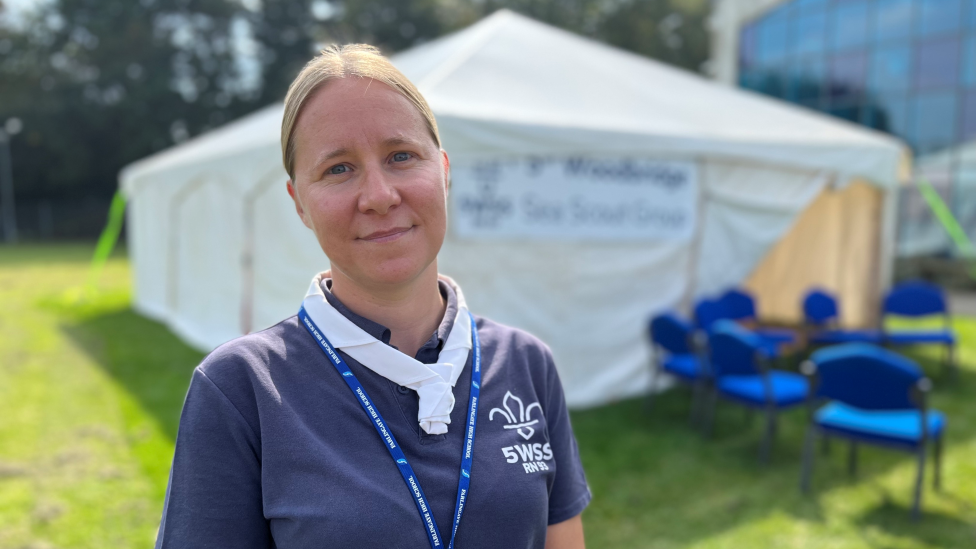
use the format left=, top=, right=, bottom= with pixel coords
left=357, top=165, right=401, bottom=215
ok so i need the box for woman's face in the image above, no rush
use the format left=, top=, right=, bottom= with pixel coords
left=287, top=77, right=449, bottom=289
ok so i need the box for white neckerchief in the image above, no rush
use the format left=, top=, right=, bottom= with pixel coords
left=302, top=272, right=473, bottom=435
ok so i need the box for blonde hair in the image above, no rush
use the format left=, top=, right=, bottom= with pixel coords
left=281, top=44, right=441, bottom=180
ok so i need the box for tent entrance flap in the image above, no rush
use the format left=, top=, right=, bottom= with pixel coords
left=746, top=181, right=884, bottom=328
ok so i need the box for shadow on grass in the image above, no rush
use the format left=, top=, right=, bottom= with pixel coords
left=856, top=497, right=976, bottom=544
left=0, top=242, right=102, bottom=265
left=56, top=301, right=976, bottom=547
left=571, top=352, right=976, bottom=548
left=60, top=307, right=204, bottom=442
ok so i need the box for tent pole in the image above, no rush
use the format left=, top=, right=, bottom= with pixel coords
left=680, top=160, right=708, bottom=315
left=241, top=197, right=255, bottom=336
left=166, top=177, right=208, bottom=315
left=239, top=173, right=288, bottom=336
left=876, top=184, right=900, bottom=327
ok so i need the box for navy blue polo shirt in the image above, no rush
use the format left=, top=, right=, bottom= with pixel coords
left=155, top=280, right=591, bottom=548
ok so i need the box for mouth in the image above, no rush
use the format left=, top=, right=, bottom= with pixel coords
left=359, top=226, right=414, bottom=243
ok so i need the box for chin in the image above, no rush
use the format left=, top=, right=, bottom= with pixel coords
left=360, top=256, right=436, bottom=287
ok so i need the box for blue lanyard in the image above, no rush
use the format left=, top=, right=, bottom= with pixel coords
left=298, top=307, right=481, bottom=549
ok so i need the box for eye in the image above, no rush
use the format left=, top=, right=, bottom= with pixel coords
left=392, top=152, right=412, bottom=162
left=328, top=164, right=348, bottom=175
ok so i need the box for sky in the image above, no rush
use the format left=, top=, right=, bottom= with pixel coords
left=4, top=0, right=46, bottom=13
left=7, top=0, right=46, bottom=7
left=1, top=0, right=48, bottom=27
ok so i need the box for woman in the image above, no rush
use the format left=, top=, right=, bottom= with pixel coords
left=156, top=44, right=590, bottom=549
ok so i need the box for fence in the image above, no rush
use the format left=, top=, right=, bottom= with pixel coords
left=0, top=196, right=115, bottom=241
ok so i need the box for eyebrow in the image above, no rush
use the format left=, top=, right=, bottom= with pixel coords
left=309, top=136, right=426, bottom=173
left=382, top=136, right=423, bottom=149
left=311, top=147, right=351, bottom=169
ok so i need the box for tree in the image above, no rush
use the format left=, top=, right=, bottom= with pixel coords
left=245, top=0, right=709, bottom=103
left=244, top=0, right=460, bottom=104
left=470, top=0, right=710, bottom=74
left=594, top=0, right=709, bottom=74
left=0, top=0, right=253, bottom=202
left=0, top=0, right=711, bottom=217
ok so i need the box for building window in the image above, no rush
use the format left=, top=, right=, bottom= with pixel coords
left=965, top=35, right=976, bottom=86
left=740, top=23, right=759, bottom=69
left=866, top=94, right=911, bottom=134
left=870, top=45, right=913, bottom=92
left=757, top=7, right=790, bottom=64
left=737, top=0, right=972, bottom=149
left=911, top=92, right=958, bottom=153
left=788, top=58, right=827, bottom=104
left=961, top=90, right=976, bottom=139
left=795, top=0, right=829, bottom=10
left=792, top=9, right=828, bottom=56
left=915, top=37, right=962, bottom=89
left=829, top=52, right=869, bottom=102
left=875, top=0, right=916, bottom=43
left=918, top=0, right=963, bottom=37
left=831, top=1, right=871, bottom=51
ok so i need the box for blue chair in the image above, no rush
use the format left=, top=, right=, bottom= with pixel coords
left=803, top=288, right=882, bottom=345
left=720, top=288, right=797, bottom=346
left=882, top=281, right=956, bottom=377
left=693, top=297, right=728, bottom=332
left=695, top=295, right=782, bottom=358
left=799, top=344, right=946, bottom=520
left=648, top=313, right=709, bottom=424
left=705, top=320, right=809, bottom=463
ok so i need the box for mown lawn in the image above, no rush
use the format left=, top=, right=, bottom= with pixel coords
left=0, top=243, right=974, bottom=548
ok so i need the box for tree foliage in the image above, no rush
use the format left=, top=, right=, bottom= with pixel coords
left=1, top=0, right=252, bottom=200
left=0, top=0, right=709, bottom=204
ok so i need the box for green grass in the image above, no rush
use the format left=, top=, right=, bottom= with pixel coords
left=1, top=243, right=974, bottom=548
left=0, top=244, right=203, bottom=548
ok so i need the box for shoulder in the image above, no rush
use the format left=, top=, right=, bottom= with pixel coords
left=473, top=315, right=554, bottom=364
left=473, top=315, right=561, bottom=394
left=195, top=315, right=310, bottom=397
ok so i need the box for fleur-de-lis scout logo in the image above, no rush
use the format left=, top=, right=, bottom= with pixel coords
left=489, top=391, right=542, bottom=440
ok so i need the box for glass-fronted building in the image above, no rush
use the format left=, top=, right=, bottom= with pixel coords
left=711, top=0, right=976, bottom=256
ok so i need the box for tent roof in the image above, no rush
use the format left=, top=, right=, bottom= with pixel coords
left=121, top=9, right=908, bottom=193
left=120, top=102, right=284, bottom=192
left=917, top=139, right=976, bottom=169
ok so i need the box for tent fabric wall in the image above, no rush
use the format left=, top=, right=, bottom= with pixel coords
left=246, top=166, right=324, bottom=333
left=118, top=10, right=907, bottom=409
left=692, top=161, right=828, bottom=299
left=439, top=159, right=829, bottom=407
left=745, top=181, right=884, bottom=327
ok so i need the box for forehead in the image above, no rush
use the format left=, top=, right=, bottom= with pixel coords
left=293, top=77, right=431, bottom=152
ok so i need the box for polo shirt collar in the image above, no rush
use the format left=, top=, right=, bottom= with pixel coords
left=302, top=272, right=472, bottom=435
left=322, top=278, right=458, bottom=362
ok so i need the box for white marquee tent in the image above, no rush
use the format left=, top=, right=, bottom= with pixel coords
left=120, top=10, right=908, bottom=408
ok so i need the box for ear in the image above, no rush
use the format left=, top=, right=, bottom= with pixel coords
left=287, top=179, right=312, bottom=229
left=440, top=149, right=451, bottom=194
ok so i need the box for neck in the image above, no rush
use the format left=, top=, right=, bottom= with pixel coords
left=329, top=263, right=446, bottom=359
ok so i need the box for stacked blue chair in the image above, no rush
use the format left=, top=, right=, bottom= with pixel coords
left=693, top=297, right=728, bottom=332
left=648, top=313, right=709, bottom=424
left=695, top=296, right=780, bottom=358
left=799, top=344, right=946, bottom=520
left=720, top=288, right=797, bottom=346
left=882, top=281, right=957, bottom=377
left=803, top=288, right=882, bottom=345
left=705, top=320, right=809, bottom=463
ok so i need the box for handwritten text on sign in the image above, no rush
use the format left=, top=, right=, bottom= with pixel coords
left=451, top=158, right=697, bottom=241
